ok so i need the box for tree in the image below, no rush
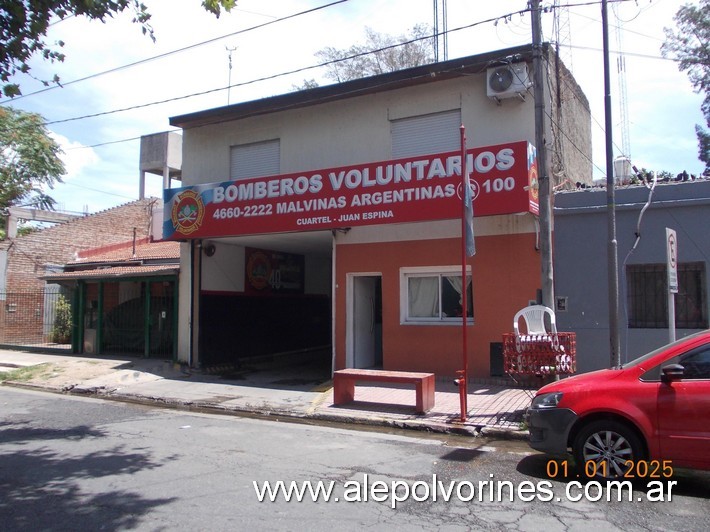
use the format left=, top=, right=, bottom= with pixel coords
left=0, top=106, right=65, bottom=231
left=291, top=79, right=320, bottom=91
left=315, top=24, right=435, bottom=83
left=696, top=124, right=710, bottom=173
left=662, top=0, right=710, bottom=171
left=50, top=294, right=73, bottom=344
left=0, top=0, right=236, bottom=98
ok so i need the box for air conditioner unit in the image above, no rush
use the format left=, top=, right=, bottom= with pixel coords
left=486, top=62, right=531, bottom=101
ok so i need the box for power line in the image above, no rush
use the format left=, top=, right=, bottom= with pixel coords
left=54, top=0, right=646, bottom=150
left=47, top=8, right=532, bottom=127
left=2, top=0, right=350, bottom=103
left=566, top=43, right=675, bottom=62
left=64, top=134, right=145, bottom=150
left=60, top=179, right=137, bottom=200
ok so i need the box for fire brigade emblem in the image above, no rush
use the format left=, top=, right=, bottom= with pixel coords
left=171, top=190, right=205, bottom=235
left=247, top=251, right=271, bottom=290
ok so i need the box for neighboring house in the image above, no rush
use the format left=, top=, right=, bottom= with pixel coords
left=0, top=198, right=162, bottom=350
left=43, top=239, right=180, bottom=358
left=162, top=43, right=592, bottom=379
left=554, top=179, right=710, bottom=373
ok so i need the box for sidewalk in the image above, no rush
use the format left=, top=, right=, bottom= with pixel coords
left=0, top=349, right=535, bottom=439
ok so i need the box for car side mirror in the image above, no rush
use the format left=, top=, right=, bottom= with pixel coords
left=661, top=363, right=685, bottom=383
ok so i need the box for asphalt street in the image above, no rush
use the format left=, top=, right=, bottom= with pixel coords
left=1, top=386, right=709, bottom=531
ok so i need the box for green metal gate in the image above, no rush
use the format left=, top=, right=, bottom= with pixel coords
left=79, top=277, right=178, bottom=359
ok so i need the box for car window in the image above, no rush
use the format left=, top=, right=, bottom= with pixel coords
left=622, top=331, right=709, bottom=370
left=625, top=343, right=675, bottom=371
left=678, top=347, right=710, bottom=379
left=641, top=345, right=710, bottom=381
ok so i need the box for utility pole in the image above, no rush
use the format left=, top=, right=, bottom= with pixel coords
left=531, top=0, right=554, bottom=309
left=602, top=0, right=621, bottom=366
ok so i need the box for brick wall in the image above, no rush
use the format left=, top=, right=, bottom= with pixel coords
left=548, top=50, right=593, bottom=188
left=0, top=198, right=161, bottom=292
left=0, top=290, right=44, bottom=343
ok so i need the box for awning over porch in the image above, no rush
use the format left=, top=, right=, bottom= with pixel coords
left=42, top=264, right=179, bottom=282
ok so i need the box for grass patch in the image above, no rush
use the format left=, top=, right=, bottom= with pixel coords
left=0, top=363, right=54, bottom=383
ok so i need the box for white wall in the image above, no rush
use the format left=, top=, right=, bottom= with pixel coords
left=201, top=242, right=246, bottom=292
left=181, top=74, right=537, bottom=187
left=336, top=215, right=538, bottom=247
left=199, top=240, right=331, bottom=297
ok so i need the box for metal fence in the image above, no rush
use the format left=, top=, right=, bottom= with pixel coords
left=98, top=292, right=175, bottom=358
left=0, top=287, right=75, bottom=352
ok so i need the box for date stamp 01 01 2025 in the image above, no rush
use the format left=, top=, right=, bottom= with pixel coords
left=545, top=459, right=675, bottom=481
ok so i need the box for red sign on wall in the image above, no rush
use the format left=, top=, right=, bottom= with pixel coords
left=244, top=247, right=305, bottom=296
left=164, top=141, right=538, bottom=240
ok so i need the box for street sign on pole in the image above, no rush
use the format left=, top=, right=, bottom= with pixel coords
left=666, top=228, right=678, bottom=293
left=666, top=228, right=677, bottom=342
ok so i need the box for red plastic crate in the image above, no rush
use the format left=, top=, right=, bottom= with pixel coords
left=502, top=332, right=576, bottom=375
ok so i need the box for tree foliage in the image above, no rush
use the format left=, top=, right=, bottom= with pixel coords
left=662, top=0, right=710, bottom=171
left=315, top=24, right=435, bottom=83
left=0, top=0, right=236, bottom=98
left=50, top=294, right=73, bottom=344
left=0, top=106, right=65, bottom=220
left=696, top=124, right=710, bottom=173
left=291, top=79, right=320, bottom=91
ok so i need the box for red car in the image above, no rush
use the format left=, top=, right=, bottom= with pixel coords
left=526, top=330, right=710, bottom=479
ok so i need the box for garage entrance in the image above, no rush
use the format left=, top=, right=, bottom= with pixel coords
left=197, top=231, right=333, bottom=378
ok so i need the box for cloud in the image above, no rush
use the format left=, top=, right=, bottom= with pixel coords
left=50, top=132, right=100, bottom=181
left=5, top=0, right=704, bottom=213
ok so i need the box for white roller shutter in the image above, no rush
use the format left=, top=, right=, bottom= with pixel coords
left=391, top=109, right=461, bottom=159
left=230, top=139, right=280, bottom=180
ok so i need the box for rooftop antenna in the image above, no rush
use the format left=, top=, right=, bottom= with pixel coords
left=433, top=0, right=448, bottom=62
left=226, top=45, right=237, bottom=105
left=612, top=3, right=631, bottom=161
left=552, top=0, right=572, bottom=69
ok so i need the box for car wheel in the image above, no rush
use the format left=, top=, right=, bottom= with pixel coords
left=573, top=420, right=644, bottom=480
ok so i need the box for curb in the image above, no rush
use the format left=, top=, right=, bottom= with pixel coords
left=1, top=379, right=529, bottom=442
left=1, top=380, right=71, bottom=393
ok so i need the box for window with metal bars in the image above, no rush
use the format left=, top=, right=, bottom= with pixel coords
left=627, top=262, right=708, bottom=329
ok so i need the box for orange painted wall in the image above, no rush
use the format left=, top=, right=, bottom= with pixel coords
left=334, top=232, right=541, bottom=378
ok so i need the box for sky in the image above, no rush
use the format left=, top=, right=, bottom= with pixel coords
left=2, top=0, right=705, bottom=215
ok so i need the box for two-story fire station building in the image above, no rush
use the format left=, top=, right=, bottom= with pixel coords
left=164, top=44, right=591, bottom=379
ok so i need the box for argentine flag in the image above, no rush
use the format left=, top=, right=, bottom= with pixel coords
left=463, top=170, right=475, bottom=256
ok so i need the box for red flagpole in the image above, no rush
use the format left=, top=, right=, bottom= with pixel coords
left=458, top=124, right=469, bottom=422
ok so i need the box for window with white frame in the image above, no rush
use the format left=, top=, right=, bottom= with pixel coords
left=402, top=267, right=473, bottom=323
left=230, top=139, right=280, bottom=180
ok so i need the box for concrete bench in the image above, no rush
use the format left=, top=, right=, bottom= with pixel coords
left=333, top=368, right=435, bottom=414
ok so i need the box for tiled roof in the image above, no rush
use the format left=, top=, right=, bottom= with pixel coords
left=73, top=240, right=180, bottom=264
left=42, top=264, right=179, bottom=281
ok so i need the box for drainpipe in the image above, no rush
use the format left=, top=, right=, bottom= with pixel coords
left=74, top=281, right=85, bottom=354
left=144, top=281, right=151, bottom=358
left=97, top=282, right=104, bottom=355
left=331, top=231, right=337, bottom=377
left=189, top=240, right=195, bottom=367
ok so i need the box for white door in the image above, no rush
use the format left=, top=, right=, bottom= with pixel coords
left=353, top=276, right=377, bottom=368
